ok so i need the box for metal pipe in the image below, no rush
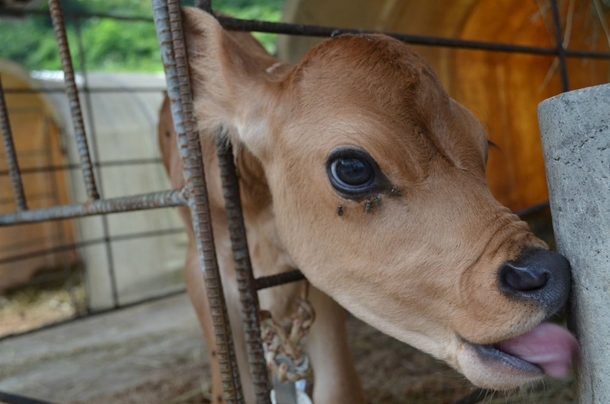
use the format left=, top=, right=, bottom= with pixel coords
left=152, top=0, right=244, bottom=401
left=48, top=0, right=100, bottom=200
left=0, top=75, right=28, bottom=211
left=0, top=189, right=187, bottom=225
left=215, top=135, right=271, bottom=403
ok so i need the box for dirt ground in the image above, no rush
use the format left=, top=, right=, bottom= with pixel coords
left=0, top=292, right=576, bottom=404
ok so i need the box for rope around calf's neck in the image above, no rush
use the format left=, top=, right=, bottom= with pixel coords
left=260, top=282, right=315, bottom=383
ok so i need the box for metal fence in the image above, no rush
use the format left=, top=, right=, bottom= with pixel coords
left=0, top=0, right=609, bottom=403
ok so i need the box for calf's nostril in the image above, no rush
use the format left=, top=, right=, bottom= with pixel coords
left=498, top=247, right=571, bottom=310
left=500, top=263, right=550, bottom=292
left=498, top=247, right=571, bottom=294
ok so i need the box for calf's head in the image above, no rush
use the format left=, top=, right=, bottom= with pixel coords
left=182, top=8, right=577, bottom=390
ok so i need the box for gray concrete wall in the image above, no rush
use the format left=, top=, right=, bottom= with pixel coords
left=538, top=83, right=610, bottom=404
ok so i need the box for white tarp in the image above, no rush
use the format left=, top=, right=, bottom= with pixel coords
left=36, top=71, right=188, bottom=309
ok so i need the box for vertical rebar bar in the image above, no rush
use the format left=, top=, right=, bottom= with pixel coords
left=0, top=75, right=28, bottom=211
left=72, top=17, right=120, bottom=308
left=48, top=0, right=100, bottom=200
left=215, top=134, right=271, bottom=404
left=151, top=0, right=244, bottom=402
left=550, top=0, right=570, bottom=92
left=43, top=113, right=83, bottom=315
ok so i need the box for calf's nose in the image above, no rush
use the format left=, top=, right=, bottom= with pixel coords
left=498, top=248, right=571, bottom=311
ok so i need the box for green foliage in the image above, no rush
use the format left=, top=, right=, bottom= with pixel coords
left=0, top=0, right=283, bottom=73
left=79, top=19, right=162, bottom=71
left=217, top=3, right=282, bottom=53
left=0, top=15, right=62, bottom=71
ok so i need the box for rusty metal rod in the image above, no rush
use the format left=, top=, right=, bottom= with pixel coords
left=255, top=270, right=307, bottom=291
left=48, top=0, right=100, bottom=200
left=0, top=75, right=28, bottom=211
left=152, top=0, right=244, bottom=402
left=167, top=1, right=244, bottom=399
left=0, top=189, right=187, bottom=225
left=215, top=134, right=271, bottom=404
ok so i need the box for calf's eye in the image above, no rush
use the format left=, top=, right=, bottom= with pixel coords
left=326, top=147, right=389, bottom=197
left=331, top=158, right=374, bottom=187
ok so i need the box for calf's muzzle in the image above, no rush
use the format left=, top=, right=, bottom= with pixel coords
left=498, top=247, right=571, bottom=313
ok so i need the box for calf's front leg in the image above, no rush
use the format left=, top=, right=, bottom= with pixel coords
left=306, top=286, right=366, bottom=404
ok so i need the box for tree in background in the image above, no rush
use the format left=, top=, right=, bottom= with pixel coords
left=0, top=0, right=282, bottom=72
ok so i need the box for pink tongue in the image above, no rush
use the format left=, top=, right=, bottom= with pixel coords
left=495, top=322, right=578, bottom=378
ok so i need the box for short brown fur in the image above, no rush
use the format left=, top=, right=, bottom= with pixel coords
left=158, top=8, right=564, bottom=403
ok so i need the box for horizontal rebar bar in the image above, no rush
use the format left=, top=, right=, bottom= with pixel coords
left=0, top=227, right=185, bottom=265
left=515, top=201, right=550, bottom=218
left=255, top=270, right=306, bottom=291
left=0, top=76, right=28, bottom=211
left=0, top=7, right=153, bottom=23
left=2, top=8, right=609, bottom=60
left=0, top=189, right=187, bottom=225
left=3, top=87, right=166, bottom=94
left=48, top=0, right=100, bottom=200
left=217, top=16, right=610, bottom=59
left=0, top=158, right=163, bottom=177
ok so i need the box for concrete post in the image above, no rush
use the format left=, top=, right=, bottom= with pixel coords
left=538, top=83, right=610, bottom=404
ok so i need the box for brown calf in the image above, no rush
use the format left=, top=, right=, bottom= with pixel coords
left=158, top=7, right=577, bottom=403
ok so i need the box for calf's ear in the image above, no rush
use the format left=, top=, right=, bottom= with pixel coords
left=182, top=7, right=284, bottom=161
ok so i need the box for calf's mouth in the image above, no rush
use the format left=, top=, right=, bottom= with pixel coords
left=465, top=321, right=578, bottom=380
left=457, top=246, right=577, bottom=388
